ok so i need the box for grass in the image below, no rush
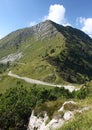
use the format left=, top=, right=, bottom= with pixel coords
left=34, top=99, right=66, bottom=119
left=0, top=72, right=92, bottom=130
left=56, top=81, right=92, bottom=130
left=0, top=20, right=92, bottom=130
left=0, top=73, right=30, bottom=93
left=58, top=109, right=92, bottom=130
left=0, top=72, right=54, bottom=93
left=10, top=34, right=66, bottom=84
left=1, top=22, right=92, bottom=85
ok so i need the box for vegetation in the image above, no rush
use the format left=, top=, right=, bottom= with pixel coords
left=0, top=62, right=10, bottom=73
left=0, top=20, right=92, bottom=130
left=46, top=24, right=92, bottom=84
left=0, top=83, right=89, bottom=130
left=58, top=110, right=92, bottom=130
left=0, top=20, right=92, bottom=84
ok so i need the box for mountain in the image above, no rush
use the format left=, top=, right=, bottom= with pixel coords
left=0, top=20, right=92, bottom=84
left=0, top=20, right=92, bottom=130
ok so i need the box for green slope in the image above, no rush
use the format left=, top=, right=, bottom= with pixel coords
left=0, top=20, right=92, bottom=130
left=0, top=20, right=92, bottom=87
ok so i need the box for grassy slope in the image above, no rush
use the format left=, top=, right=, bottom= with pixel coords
left=57, top=104, right=92, bottom=130
left=0, top=21, right=92, bottom=129
left=58, top=110, right=92, bottom=130
left=46, top=25, right=92, bottom=84
left=0, top=72, right=54, bottom=93
left=11, top=33, right=66, bottom=84
left=58, top=81, right=92, bottom=130
left=0, top=21, right=92, bottom=85
left=0, top=30, right=68, bottom=94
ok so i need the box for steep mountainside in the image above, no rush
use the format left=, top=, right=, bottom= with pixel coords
left=0, top=20, right=92, bottom=84
left=0, top=20, right=92, bottom=130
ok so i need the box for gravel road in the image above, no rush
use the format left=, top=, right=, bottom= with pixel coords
left=8, top=71, right=79, bottom=92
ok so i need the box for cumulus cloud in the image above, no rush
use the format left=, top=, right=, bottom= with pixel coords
left=29, top=4, right=71, bottom=27
left=82, top=18, right=92, bottom=37
left=44, top=4, right=70, bottom=26
left=76, top=17, right=92, bottom=37
left=29, top=21, right=37, bottom=26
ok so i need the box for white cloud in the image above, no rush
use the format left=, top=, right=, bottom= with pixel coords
left=29, top=21, right=37, bottom=26
left=29, top=4, right=71, bottom=27
left=76, top=17, right=86, bottom=25
left=81, top=18, right=92, bottom=37
left=76, top=17, right=92, bottom=37
left=44, top=4, right=70, bottom=26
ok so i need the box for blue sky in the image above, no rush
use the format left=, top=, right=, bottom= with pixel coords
left=0, top=0, right=92, bottom=38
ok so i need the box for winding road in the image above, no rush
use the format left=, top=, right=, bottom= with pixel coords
left=8, top=71, right=79, bottom=92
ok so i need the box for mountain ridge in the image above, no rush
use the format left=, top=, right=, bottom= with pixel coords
left=0, top=20, right=91, bottom=49
left=0, top=20, right=92, bottom=84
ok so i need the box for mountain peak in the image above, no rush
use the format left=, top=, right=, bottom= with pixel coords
left=0, top=20, right=92, bottom=84
left=30, top=20, right=59, bottom=40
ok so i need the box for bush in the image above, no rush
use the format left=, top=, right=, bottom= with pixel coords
left=0, top=85, right=88, bottom=129
left=0, top=86, right=35, bottom=130
left=75, top=87, right=88, bottom=99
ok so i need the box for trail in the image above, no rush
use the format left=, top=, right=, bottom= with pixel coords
left=8, top=71, right=79, bottom=92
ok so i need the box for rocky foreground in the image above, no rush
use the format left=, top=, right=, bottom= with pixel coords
left=27, top=101, right=89, bottom=130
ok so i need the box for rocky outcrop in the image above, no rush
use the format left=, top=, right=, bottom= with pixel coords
left=0, top=52, right=22, bottom=64
left=58, top=101, right=77, bottom=111
left=0, top=20, right=58, bottom=48
left=27, top=111, right=48, bottom=130
left=32, top=20, right=58, bottom=40
left=27, top=101, right=89, bottom=130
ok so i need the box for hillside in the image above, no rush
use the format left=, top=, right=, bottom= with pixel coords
left=0, top=20, right=92, bottom=130
left=0, top=20, right=92, bottom=84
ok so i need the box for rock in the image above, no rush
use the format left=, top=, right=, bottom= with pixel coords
left=0, top=52, right=22, bottom=64
left=27, top=101, right=89, bottom=130
left=46, top=118, right=64, bottom=130
left=63, top=111, right=73, bottom=121
left=27, top=111, right=48, bottom=130
left=58, top=101, right=77, bottom=112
